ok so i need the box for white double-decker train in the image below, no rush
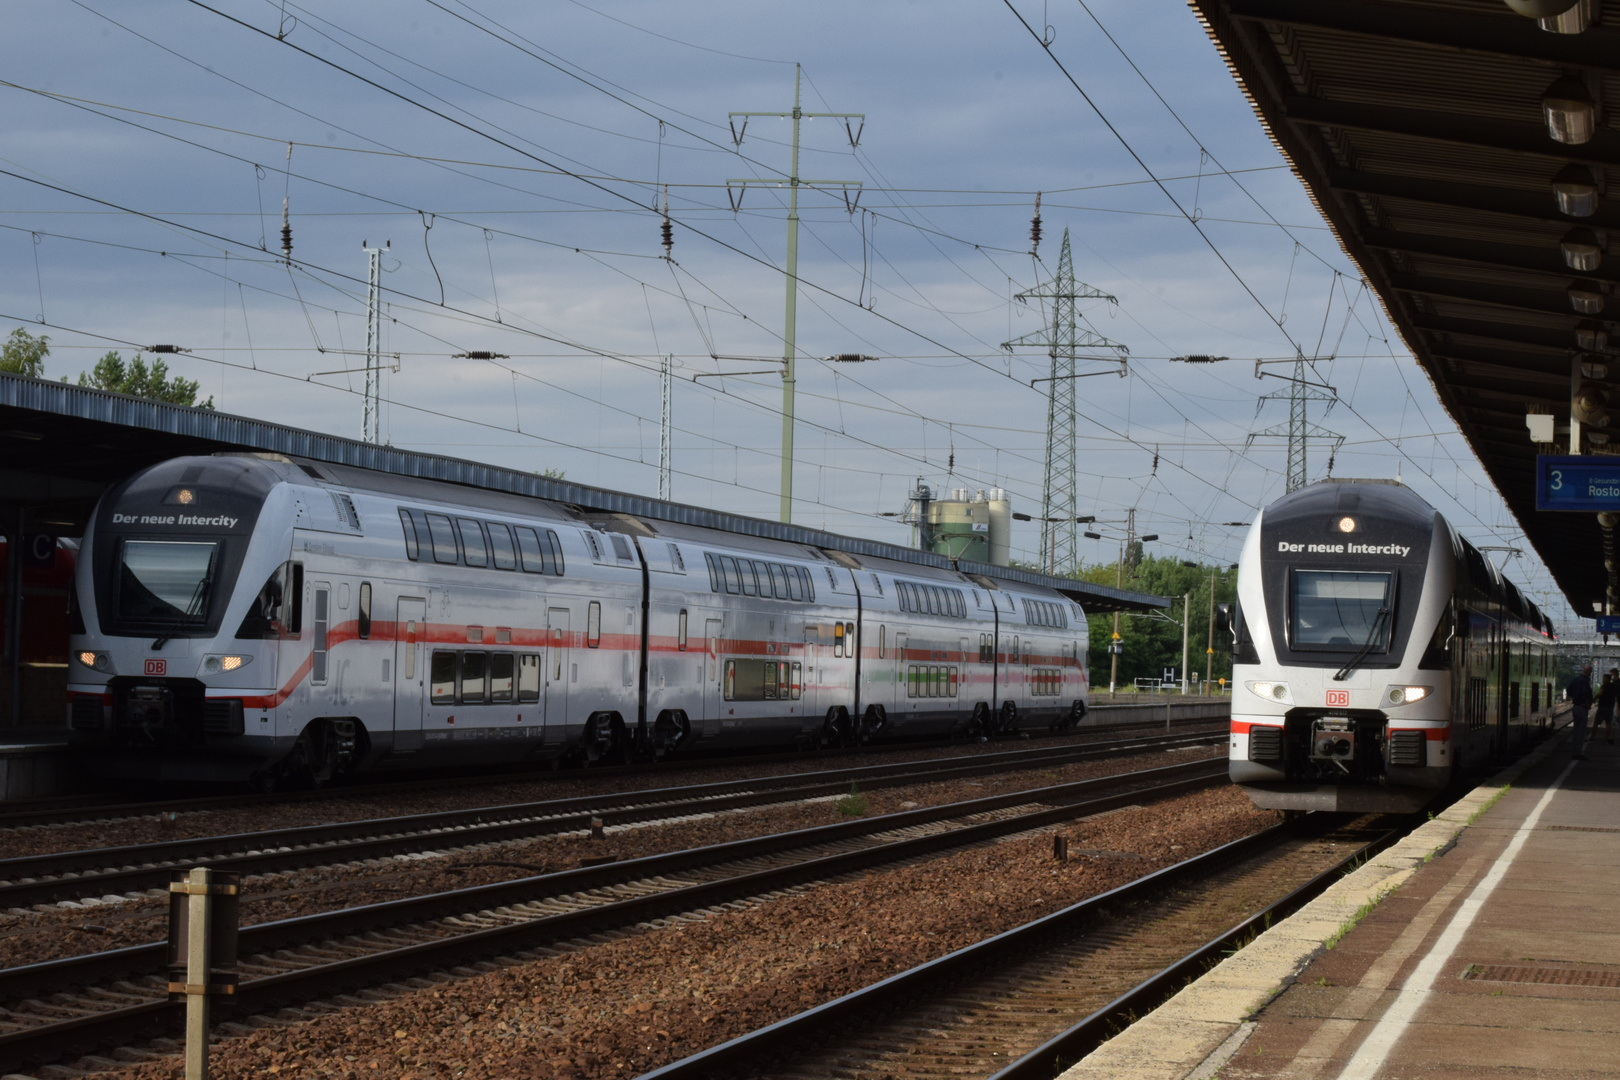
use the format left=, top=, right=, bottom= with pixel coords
left=1226, top=479, right=1558, bottom=813
left=67, top=454, right=1093, bottom=786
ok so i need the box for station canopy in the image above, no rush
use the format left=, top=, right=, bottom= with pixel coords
left=1193, top=0, right=1617, bottom=615
left=0, top=373, right=1167, bottom=614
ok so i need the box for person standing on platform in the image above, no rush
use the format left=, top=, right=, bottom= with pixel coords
left=1569, top=663, right=1594, bottom=760
left=1596, top=670, right=1617, bottom=749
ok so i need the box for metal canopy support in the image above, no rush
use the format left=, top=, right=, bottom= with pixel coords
left=3, top=506, right=19, bottom=727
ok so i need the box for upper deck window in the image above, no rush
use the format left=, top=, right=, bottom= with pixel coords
left=1291, top=571, right=1392, bottom=649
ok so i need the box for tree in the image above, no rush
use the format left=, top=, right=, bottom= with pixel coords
left=1076, top=554, right=1238, bottom=691
left=0, top=328, right=49, bottom=378
left=76, top=351, right=213, bottom=408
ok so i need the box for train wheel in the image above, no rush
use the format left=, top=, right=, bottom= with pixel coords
left=969, top=703, right=991, bottom=741
left=999, top=700, right=1018, bottom=734
left=860, top=705, right=885, bottom=742
left=1065, top=700, right=1086, bottom=732
left=583, top=714, right=626, bottom=765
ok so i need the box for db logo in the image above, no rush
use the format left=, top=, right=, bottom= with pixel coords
left=1325, top=689, right=1350, bottom=708
left=144, top=659, right=167, bottom=677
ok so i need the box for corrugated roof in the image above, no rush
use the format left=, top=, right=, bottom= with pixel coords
left=0, top=372, right=1168, bottom=613
left=1193, top=0, right=1613, bottom=614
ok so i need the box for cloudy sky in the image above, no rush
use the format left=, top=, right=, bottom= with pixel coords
left=1, top=0, right=1576, bottom=628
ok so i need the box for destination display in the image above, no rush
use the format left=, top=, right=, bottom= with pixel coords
left=1535, top=455, right=1620, bottom=511
left=1597, top=615, right=1620, bottom=635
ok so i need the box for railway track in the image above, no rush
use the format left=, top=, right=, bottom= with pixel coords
left=0, top=729, right=1222, bottom=909
left=0, top=758, right=1228, bottom=1075
left=642, top=813, right=1407, bottom=1080
left=0, top=706, right=1227, bottom=831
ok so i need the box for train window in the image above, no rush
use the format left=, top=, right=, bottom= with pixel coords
left=459, top=651, right=488, bottom=704
left=764, top=661, right=778, bottom=700
left=785, top=565, right=803, bottom=601
left=489, top=653, right=515, bottom=703
left=953, top=591, right=965, bottom=618
left=723, top=659, right=736, bottom=701
left=739, top=561, right=758, bottom=597
left=949, top=667, right=959, bottom=697
left=430, top=651, right=456, bottom=704
left=399, top=510, right=419, bottom=560
left=515, top=527, right=547, bottom=574
left=358, top=582, right=372, bottom=640
left=791, top=661, right=802, bottom=699
left=610, top=533, right=634, bottom=562
left=678, top=609, right=689, bottom=651
left=930, top=587, right=944, bottom=616
left=426, top=514, right=459, bottom=564
left=716, top=556, right=738, bottom=594
left=768, top=563, right=787, bottom=599
left=1012, top=635, right=1020, bottom=662
left=488, top=524, right=517, bottom=570
left=1291, top=571, right=1392, bottom=649
left=458, top=519, right=489, bottom=567
left=587, top=602, right=601, bottom=648
left=312, top=586, right=329, bottom=684
left=236, top=561, right=302, bottom=639
left=546, top=530, right=566, bottom=576
left=801, top=566, right=816, bottom=602
left=705, top=553, right=720, bottom=592
left=879, top=624, right=886, bottom=659
left=518, top=655, right=540, bottom=703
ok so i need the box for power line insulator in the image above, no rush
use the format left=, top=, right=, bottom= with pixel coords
left=1030, top=191, right=1043, bottom=256
left=661, top=185, right=673, bottom=259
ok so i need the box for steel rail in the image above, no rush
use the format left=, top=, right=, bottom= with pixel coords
left=0, top=705, right=1227, bottom=831
left=639, top=817, right=1404, bottom=1080
left=0, top=730, right=1222, bottom=907
left=0, top=762, right=1228, bottom=1073
left=988, top=823, right=1408, bottom=1080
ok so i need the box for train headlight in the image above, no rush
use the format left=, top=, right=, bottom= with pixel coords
left=1384, top=684, right=1432, bottom=707
left=76, top=650, right=114, bottom=673
left=200, top=654, right=251, bottom=675
left=1246, top=680, right=1293, bottom=704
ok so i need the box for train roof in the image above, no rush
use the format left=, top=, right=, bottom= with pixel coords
left=1261, top=479, right=1440, bottom=533
left=2, top=373, right=1165, bottom=613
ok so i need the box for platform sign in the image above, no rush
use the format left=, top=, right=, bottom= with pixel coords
left=1536, top=455, right=1620, bottom=511
left=1598, top=616, right=1620, bottom=635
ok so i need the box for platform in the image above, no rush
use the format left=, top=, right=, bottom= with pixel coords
left=0, top=726, right=76, bottom=800
left=1063, top=721, right=1620, bottom=1080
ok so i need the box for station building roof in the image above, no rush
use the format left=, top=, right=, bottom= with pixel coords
left=1192, top=0, right=1615, bottom=614
left=0, top=372, right=1169, bottom=614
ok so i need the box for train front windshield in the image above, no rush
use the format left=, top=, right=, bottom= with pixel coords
left=1291, top=571, right=1391, bottom=649
left=117, top=540, right=219, bottom=623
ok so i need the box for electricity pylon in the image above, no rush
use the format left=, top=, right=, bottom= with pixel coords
left=1247, top=356, right=1343, bottom=493
left=1001, top=229, right=1127, bottom=572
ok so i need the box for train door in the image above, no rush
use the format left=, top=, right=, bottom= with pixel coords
left=392, top=597, right=426, bottom=752
left=894, top=631, right=908, bottom=712
left=703, top=618, right=723, bottom=735
left=547, top=608, right=570, bottom=741
left=801, top=626, right=820, bottom=717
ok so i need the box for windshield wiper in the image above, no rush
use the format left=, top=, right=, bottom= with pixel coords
left=151, top=573, right=214, bottom=649
left=1333, top=605, right=1390, bottom=682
